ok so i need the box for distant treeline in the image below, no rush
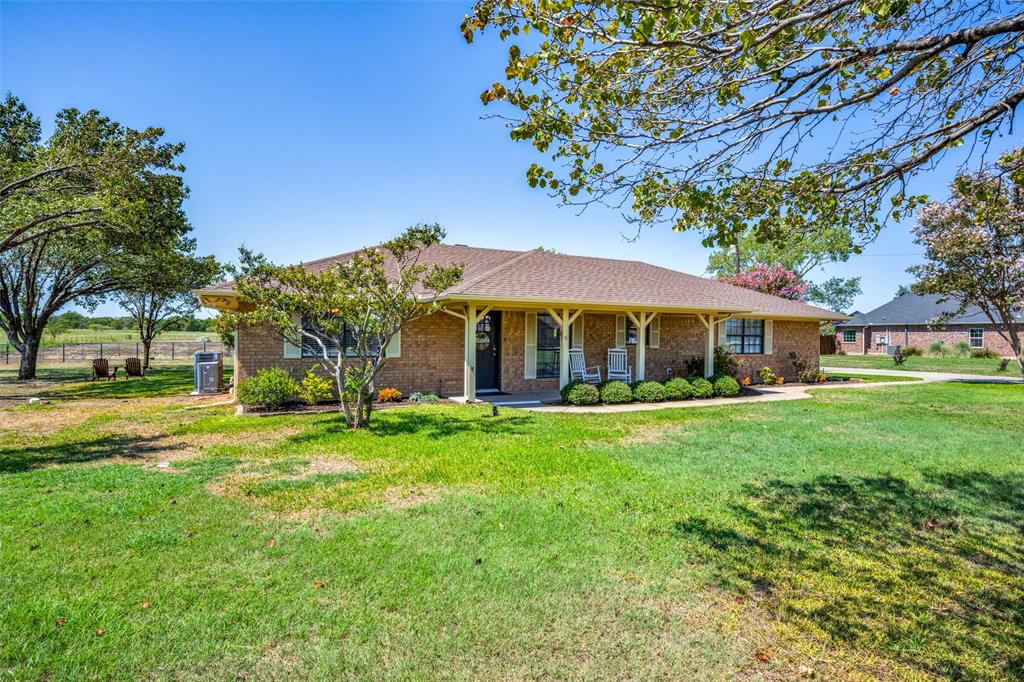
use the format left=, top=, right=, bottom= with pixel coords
left=47, top=312, right=215, bottom=334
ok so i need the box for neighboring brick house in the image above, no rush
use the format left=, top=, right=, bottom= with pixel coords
left=834, top=293, right=1022, bottom=356
left=197, top=244, right=841, bottom=398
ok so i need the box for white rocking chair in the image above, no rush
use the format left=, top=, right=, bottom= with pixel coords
left=606, top=348, right=632, bottom=383
left=568, top=348, right=602, bottom=383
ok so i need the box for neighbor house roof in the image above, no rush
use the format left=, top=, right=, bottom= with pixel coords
left=836, top=293, right=1023, bottom=327
left=200, top=244, right=843, bottom=320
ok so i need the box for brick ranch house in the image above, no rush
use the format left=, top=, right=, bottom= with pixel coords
left=197, top=244, right=843, bottom=400
left=835, top=293, right=1022, bottom=356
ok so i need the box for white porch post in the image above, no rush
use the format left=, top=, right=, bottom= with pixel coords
left=704, top=314, right=716, bottom=378
left=559, top=306, right=570, bottom=389
left=463, top=303, right=477, bottom=401
left=636, top=312, right=647, bottom=381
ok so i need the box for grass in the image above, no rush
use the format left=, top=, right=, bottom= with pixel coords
left=826, top=372, right=922, bottom=383
left=1, top=377, right=1022, bottom=679
left=0, top=364, right=232, bottom=400
left=823, top=353, right=1018, bottom=377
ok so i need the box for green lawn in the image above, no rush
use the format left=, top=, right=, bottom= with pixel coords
left=1, top=329, right=215, bottom=348
left=0, top=364, right=231, bottom=400
left=1, top=379, right=1022, bottom=679
left=823, top=353, right=1017, bottom=377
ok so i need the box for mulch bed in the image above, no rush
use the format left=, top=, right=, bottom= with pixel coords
left=239, top=398, right=455, bottom=417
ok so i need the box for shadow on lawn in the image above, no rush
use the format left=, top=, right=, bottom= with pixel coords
left=286, top=409, right=533, bottom=441
left=0, top=434, right=184, bottom=474
left=674, top=471, right=1024, bottom=679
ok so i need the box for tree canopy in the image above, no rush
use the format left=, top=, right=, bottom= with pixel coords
left=0, top=93, right=185, bottom=254
left=909, top=147, right=1024, bottom=377
left=232, top=224, right=463, bottom=428
left=463, top=0, right=1024, bottom=249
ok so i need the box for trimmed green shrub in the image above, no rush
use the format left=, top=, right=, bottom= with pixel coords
left=600, top=380, right=633, bottom=404
left=633, top=381, right=665, bottom=402
left=238, top=368, right=298, bottom=409
left=409, top=392, right=439, bottom=403
left=560, top=380, right=600, bottom=405
left=970, top=347, right=998, bottom=359
left=902, top=345, right=923, bottom=357
left=713, top=376, right=741, bottom=397
left=298, top=369, right=333, bottom=406
left=690, top=377, right=714, bottom=399
left=662, top=377, right=694, bottom=400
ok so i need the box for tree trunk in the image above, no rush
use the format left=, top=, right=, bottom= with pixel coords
left=18, top=335, right=40, bottom=381
left=142, top=339, right=152, bottom=369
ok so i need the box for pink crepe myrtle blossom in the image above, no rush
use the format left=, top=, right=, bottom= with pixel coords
left=720, top=263, right=810, bottom=301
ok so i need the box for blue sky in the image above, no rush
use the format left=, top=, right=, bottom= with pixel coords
left=1, top=1, right=1014, bottom=316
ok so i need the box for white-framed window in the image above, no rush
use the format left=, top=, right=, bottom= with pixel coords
left=969, top=328, right=984, bottom=348
left=725, top=319, right=764, bottom=354
left=842, top=329, right=856, bottom=343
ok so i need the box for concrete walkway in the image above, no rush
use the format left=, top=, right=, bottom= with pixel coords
left=822, top=366, right=1023, bottom=384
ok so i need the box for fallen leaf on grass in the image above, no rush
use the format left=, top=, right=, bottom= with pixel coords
left=95, top=627, right=105, bottom=636
left=314, top=582, right=324, bottom=589
left=754, top=649, right=770, bottom=662
left=141, top=601, right=151, bottom=609
left=56, top=617, right=67, bottom=627
left=267, top=538, right=276, bottom=548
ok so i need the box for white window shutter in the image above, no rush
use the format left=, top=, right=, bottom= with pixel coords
left=615, top=314, right=626, bottom=348
left=649, top=315, right=660, bottom=348
left=283, top=313, right=301, bottom=358
left=764, top=320, right=773, bottom=355
left=571, top=313, right=584, bottom=349
left=385, top=328, right=401, bottom=358
left=524, top=312, right=537, bottom=379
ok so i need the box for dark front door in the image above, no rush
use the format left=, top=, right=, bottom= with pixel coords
left=475, top=311, right=501, bottom=391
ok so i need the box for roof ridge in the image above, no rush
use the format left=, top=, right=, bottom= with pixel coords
left=451, top=247, right=539, bottom=293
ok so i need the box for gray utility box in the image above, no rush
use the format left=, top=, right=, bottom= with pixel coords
left=193, top=351, right=224, bottom=394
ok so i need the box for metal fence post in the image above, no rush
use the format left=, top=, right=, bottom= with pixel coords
left=203, top=339, right=207, bottom=352
left=99, top=342, right=104, bottom=359
left=62, top=343, right=66, bottom=363
left=136, top=342, right=140, bottom=357
left=171, top=342, right=175, bottom=360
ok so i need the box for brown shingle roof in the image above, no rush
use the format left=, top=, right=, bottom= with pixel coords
left=203, top=244, right=843, bottom=319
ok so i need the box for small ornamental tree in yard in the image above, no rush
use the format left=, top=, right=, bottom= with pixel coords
left=233, top=224, right=462, bottom=428
left=721, top=264, right=809, bottom=301
left=909, top=149, right=1024, bottom=379
left=115, top=216, right=221, bottom=368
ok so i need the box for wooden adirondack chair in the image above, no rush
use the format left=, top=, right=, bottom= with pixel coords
left=568, top=348, right=601, bottom=384
left=606, top=348, right=632, bottom=383
left=92, top=358, right=117, bottom=381
left=124, top=357, right=145, bottom=379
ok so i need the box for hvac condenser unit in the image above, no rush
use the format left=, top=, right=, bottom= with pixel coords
left=193, top=351, right=223, bottom=394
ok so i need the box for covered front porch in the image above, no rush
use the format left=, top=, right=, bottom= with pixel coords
left=443, top=301, right=749, bottom=402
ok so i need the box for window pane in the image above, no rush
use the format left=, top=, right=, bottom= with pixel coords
left=536, top=349, right=559, bottom=378
left=743, top=319, right=763, bottom=335
left=743, top=337, right=762, bottom=354
left=726, top=319, right=743, bottom=335
left=725, top=335, right=743, bottom=353
left=970, top=329, right=983, bottom=348
left=537, top=314, right=560, bottom=350
left=843, top=330, right=856, bottom=343
left=626, top=320, right=638, bottom=345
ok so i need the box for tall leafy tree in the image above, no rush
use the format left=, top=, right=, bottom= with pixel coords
left=909, top=148, right=1024, bottom=378
left=233, top=225, right=463, bottom=428
left=0, top=174, right=188, bottom=380
left=463, top=1, right=1024, bottom=249
left=0, top=94, right=184, bottom=254
left=115, top=238, right=221, bottom=369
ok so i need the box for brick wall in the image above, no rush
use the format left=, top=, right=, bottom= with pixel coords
left=836, top=323, right=1015, bottom=356
left=236, top=311, right=824, bottom=396
left=236, top=312, right=464, bottom=397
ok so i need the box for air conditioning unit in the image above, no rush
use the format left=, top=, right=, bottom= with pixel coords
left=193, top=351, right=223, bottom=394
